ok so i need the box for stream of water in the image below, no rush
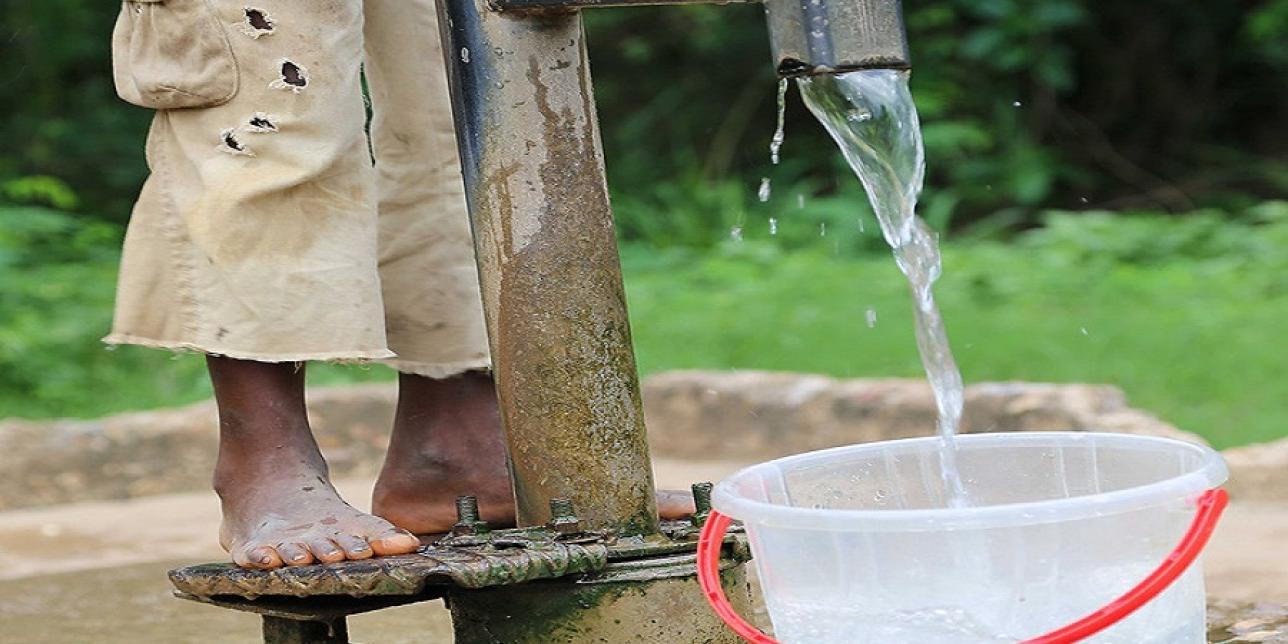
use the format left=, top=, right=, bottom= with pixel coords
left=797, top=70, right=969, bottom=505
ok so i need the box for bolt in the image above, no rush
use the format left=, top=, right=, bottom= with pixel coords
left=548, top=498, right=581, bottom=535
left=691, top=481, right=714, bottom=528
left=456, top=495, right=480, bottom=522
left=452, top=495, right=489, bottom=536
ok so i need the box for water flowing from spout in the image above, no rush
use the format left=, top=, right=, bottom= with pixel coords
left=770, top=79, right=788, bottom=165
left=798, top=70, right=969, bottom=506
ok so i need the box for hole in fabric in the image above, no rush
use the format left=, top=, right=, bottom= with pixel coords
left=280, top=61, right=307, bottom=87
left=247, top=112, right=278, bottom=133
left=269, top=60, right=310, bottom=93
left=219, top=129, right=254, bottom=156
left=245, top=8, right=274, bottom=32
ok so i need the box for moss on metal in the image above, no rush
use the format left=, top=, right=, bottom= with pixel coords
left=448, top=554, right=753, bottom=643
left=169, top=539, right=609, bottom=598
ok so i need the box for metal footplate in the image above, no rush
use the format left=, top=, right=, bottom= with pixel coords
left=171, top=533, right=610, bottom=599
left=168, top=492, right=748, bottom=644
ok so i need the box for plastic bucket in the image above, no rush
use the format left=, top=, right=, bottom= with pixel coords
left=697, top=432, right=1229, bottom=643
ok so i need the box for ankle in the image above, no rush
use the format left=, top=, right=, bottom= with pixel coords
left=213, top=441, right=330, bottom=498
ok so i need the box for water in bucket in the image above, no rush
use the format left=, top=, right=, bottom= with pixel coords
left=710, top=432, right=1228, bottom=642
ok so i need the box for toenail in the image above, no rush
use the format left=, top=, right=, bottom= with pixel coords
left=259, top=555, right=272, bottom=564
left=292, top=554, right=307, bottom=561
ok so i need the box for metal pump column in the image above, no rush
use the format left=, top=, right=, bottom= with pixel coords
left=432, top=2, right=752, bottom=642
left=434, top=0, right=658, bottom=538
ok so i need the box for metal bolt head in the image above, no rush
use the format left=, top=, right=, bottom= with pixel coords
left=548, top=498, right=581, bottom=535
left=691, top=481, right=714, bottom=528
left=452, top=495, right=490, bottom=536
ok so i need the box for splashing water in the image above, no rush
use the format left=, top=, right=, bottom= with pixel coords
left=798, top=70, right=968, bottom=505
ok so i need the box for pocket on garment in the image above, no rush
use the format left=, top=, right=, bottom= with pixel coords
left=111, top=0, right=239, bottom=110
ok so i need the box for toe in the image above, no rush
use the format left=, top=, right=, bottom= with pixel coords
left=307, top=538, right=346, bottom=564
left=333, top=533, right=374, bottom=560
left=367, top=528, right=420, bottom=556
left=234, top=545, right=283, bottom=570
left=277, top=542, right=314, bottom=567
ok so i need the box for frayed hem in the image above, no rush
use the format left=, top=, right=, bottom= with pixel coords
left=384, top=358, right=492, bottom=379
left=102, top=334, right=397, bottom=364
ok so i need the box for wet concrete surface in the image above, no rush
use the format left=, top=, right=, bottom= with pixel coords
left=0, top=460, right=1283, bottom=642
left=0, top=559, right=455, bottom=643
left=0, top=460, right=747, bottom=643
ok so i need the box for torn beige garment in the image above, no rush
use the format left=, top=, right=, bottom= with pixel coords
left=364, top=0, right=490, bottom=377
left=107, top=0, right=490, bottom=376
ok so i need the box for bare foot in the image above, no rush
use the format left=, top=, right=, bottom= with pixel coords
left=372, top=371, right=695, bottom=535
left=216, top=449, right=421, bottom=569
left=209, top=357, right=420, bottom=569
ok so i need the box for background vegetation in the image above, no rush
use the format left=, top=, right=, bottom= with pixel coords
left=2, top=1, right=1286, bottom=448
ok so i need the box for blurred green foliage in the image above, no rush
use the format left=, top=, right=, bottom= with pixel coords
left=1, top=1, right=1286, bottom=447
left=1, top=2, right=153, bottom=221
left=586, top=0, right=1288, bottom=235
left=2, top=0, right=1286, bottom=230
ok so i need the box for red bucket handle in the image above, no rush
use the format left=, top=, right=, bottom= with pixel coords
left=697, top=488, right=1228, bottom=644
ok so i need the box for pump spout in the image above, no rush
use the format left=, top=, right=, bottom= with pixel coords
left=766, top=0, right=909, bottom=78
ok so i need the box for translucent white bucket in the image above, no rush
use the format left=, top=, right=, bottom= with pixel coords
left=698, top=432, right=1229, bottom=643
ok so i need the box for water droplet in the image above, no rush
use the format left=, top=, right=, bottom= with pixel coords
left=460, top=48, right=470, bottom=63
left=819, top=222, right=826, bottom=237
left=797, top=194, right=806, bottom=209
left=729, top=226, right=743, bottom=241
left=769, top=217, right=778, bottom=235
left=1012, top=100, right=1022, bottom=107
left=494, top=81, right=504, bottom=89
left=758, top=177, right=771, bottom=202
left=1079, top=196, right=1089, bottom=204
left=874, top=488, right=890, bottom=502
left=1080, top=327, right=1089, bottom=336
left=865, top=308, right=878, bottom=328
left=857, top=217, right=866, bottom=233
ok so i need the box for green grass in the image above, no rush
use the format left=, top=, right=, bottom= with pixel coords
left=2, top=205, right=1285, bottom=450
left=621, top=239, right=1287, bottom=450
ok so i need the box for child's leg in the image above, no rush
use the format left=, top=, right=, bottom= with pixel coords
left=209, top=356, right=420, bottom=568
left=108, top=0, right=422, bottom=569
left=372, top=371, right=513, bottom=532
